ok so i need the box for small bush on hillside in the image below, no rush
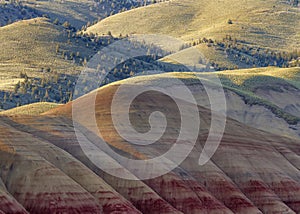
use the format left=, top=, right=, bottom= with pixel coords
left=62, top=21, right=71, bottom=29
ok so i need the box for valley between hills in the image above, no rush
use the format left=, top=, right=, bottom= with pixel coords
left=0, top=0, right=299, bottom=213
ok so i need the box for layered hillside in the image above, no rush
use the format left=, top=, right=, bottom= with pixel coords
left=47, top=67, right=300, bottom=138
left=0, top=0, right=299, bottom=213
left=0, top=72, right=299, bottom=213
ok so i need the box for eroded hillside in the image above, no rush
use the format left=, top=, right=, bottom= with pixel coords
left=0, top=72, right=299, bottom=213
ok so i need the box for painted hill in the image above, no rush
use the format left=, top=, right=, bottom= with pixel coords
left=0, top=1, right=299, bottom=212
left=47, top=67, right=300, bottom=138
left=0, top=71, right=299, bottom=213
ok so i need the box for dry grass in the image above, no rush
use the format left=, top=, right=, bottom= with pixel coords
left=22, top=0, right=100, bottom=28
left=0, top=17, right=95, bottom=91
left=196, top=43, right=241, bottom=69
left=112, top=67, right=300, bottom=87
left=87, top=0, right=300, bottom=51
left=0, top=102, right=60, bottom=115
left=217, top=67, right=300, bottom=90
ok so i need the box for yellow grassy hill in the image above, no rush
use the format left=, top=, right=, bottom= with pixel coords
left=87, top=0, right=300, bottom=51
left=0, top=102, right=60, bottom=116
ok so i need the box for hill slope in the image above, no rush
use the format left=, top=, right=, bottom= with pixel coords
left=16, top=0, right=159, bottom=28
left=0, top=17, right=112, bottom=109
left=86, top=0, right=300, bottom=69
left=87, top=0, right=300, bottom=50
left=0, top=2, right=39, bottom=27
left=0, top=72, right=299, bottom=213
left=47, top=67, right=300, bottom=138
left=0, top=102, right=60, bottom=116
left=0, top=17, right=92, bottom=79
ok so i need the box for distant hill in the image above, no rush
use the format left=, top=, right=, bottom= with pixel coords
left=0, top=0, right=162, bottom=29
left=0, top=2, right=39, bottom=26
left=86, top=0, right=300, bottom=69
left=87, top=0, right=300, bottom=50
left=0, top=17, right=113, bottom=109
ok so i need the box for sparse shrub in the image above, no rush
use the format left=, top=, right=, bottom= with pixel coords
left=14, top=81, right=20, bottom=94
left=56, top=44, right=60, bottom=54
left=53, top=18, right=59, bottom=25
left=62, top=21, right=71, bottom=29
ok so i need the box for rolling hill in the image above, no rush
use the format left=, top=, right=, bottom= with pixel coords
left=0, top=17, right=95, bottom=78
left=0, top=17, right=114, bottom=109
left=0, top=102, right=60, bottom=116
left=0, top=0, right=160, bottom=29
left=0, top=72, right=299, bottom=213
left=86, top=0, right=300, bottom=69
left=47, top=67, right=300, bottom=138
left=0, top=0, right=299, bottom=213
left=0, top=2, right=39, bottom=27
left=87, top=0, right=300, bottom=50
left=0, top=16, right=298, bottom=138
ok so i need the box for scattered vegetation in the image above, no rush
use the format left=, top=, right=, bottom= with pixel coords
left=0, top=18, right=175, bottom=110
left=86, top=0, right=300, bottom=52
left=0, top=1, right=39, bottom=26
left=1, top=0, right=167, bottom=29
left=0, top=0, right=299, bottom=129
left=189, top=36, right=300, bottom=70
